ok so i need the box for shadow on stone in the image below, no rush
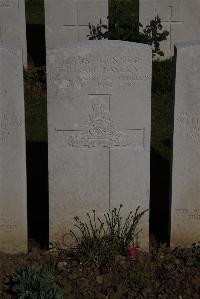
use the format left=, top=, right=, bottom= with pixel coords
left=26, top=24, right=46, bottom=66
left=26, top=141, right=49, bottom=248
left=150, top=147, right=170, bottom=246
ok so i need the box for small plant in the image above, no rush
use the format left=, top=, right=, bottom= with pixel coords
left=9, top=265, right=64, bottom=299
left=103, top=205, right=147, bottom=253
left=88, top=15, right=168, bottom=58
left=88, top=19, right=107, bottom=40
left=191, top=241, right=200, bottom=266
left=127, top=269, right=150, bottom=289
left=139, top=15, right=169, bottom=57
left=171, top=242, right=200, bottom=268
left=69, top=205, right=147, bottom=268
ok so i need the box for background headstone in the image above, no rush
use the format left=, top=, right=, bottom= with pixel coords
left=47, top=41, right=151, bottom=250
left=0, top=0, right=27, bottom=66
left=139, top=0, right=200, bottom=58
left=0, top=46, right=27, bottom=253
left=171, top=41, right=200, bottom=247
left=45, top=0, right=108, bottom=48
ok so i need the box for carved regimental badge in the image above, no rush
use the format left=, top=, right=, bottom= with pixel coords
left=68, top=98, right=130, bottom=148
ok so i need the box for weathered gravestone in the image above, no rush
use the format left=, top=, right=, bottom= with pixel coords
left=171, top=41, right=200, bottom=247
left=0, top=0, right=27, bottom=67
left=45, top=0, right=108, bottom=48
left=139, top=0, right=200, bottom=58
left=47, top=41, right=151, bottom=250
left=0, top=46, right=27, bottom=253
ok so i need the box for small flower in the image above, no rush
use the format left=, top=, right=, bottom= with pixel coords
left=128, top=247, right=137, bottom=256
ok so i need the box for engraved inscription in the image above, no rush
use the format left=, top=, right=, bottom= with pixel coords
left=0, top=217, right=16, bottom=229
left=55, top=96, right=144, bottom=148
left=59, top=54, right=142, bottom=67
left=68, top=98, right=130, bottom=147
left=0, top=111, right=23, bottom=143
left=48, top=53, right=151, bottom=90
left=176, top=208, right=200, bottom=220
left=54, top=74, right=143, bottom=90
left=177, top=112, right=200, bottom=143
left=0, top=0, right=18, bottom=8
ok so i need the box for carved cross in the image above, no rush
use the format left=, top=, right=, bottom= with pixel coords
left=55, top=94, right=143, bottom=149
left=55, top=94, right=144, bottom=206
left=162, top=6, right=184, bottom=52
left=62, top=8, right=89, bottom=42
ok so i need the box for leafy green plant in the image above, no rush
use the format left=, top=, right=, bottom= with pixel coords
left=88, top=16, right=168, bottom=58
left=87, top=0, right=169, bottom=57
left=171, top=242, right=200, bottom=268
left=127, top=269, right=150, bottom=289
left=191, top=241, right=200, bottom=266
left=88, top=19, right=107, bottom=40
left=9, top=265, right=64, bottom=299
left=103, top=205, right=147, bottom=253
left=139, top=15, right=169, bottom=57
left=69, top=205, right=147, bottom=268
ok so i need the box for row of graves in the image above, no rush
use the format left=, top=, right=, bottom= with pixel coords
left=0, top=0, right=200, bottom=253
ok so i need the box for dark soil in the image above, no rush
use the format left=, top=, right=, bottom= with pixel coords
left=0, top=242, right=199, bottom=298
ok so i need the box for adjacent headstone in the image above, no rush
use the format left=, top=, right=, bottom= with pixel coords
left=47, top=41, right=151, bottom=250
left=171, top=41, right=200, bottom=247
left=139, top=0, right=200, bottom=58
left=0, top=46, right=27, bottom=253
left=0, top=0, right=27, bottom=66
left=45, top=0, right=108, bottom=48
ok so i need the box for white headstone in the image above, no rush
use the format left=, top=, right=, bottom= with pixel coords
left=47, top=41, right=151, bottom=250
left=0, top=46, right=27, bottom=254
left=139, top=0, right=200, bottom=58
left=45, top=0, right=108, bottom=48
left=0, top=0, right=27, bottom=66
left=171, top=41, right=200, bottom=247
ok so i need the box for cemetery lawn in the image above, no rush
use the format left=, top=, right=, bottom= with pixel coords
left=0, top=243, right=200, bottom=298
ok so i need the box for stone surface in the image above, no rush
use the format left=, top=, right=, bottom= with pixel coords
left=139, top=0, right=200, bottom=58
left=0, top=46, right=27, bottom=253
left=0, top=0, right=27, bottom=66
left=45, top=0, right=108, bottom=48
left=171, top=41, right=200, bottom=248
left=47, top=41, right=151, bottom=250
